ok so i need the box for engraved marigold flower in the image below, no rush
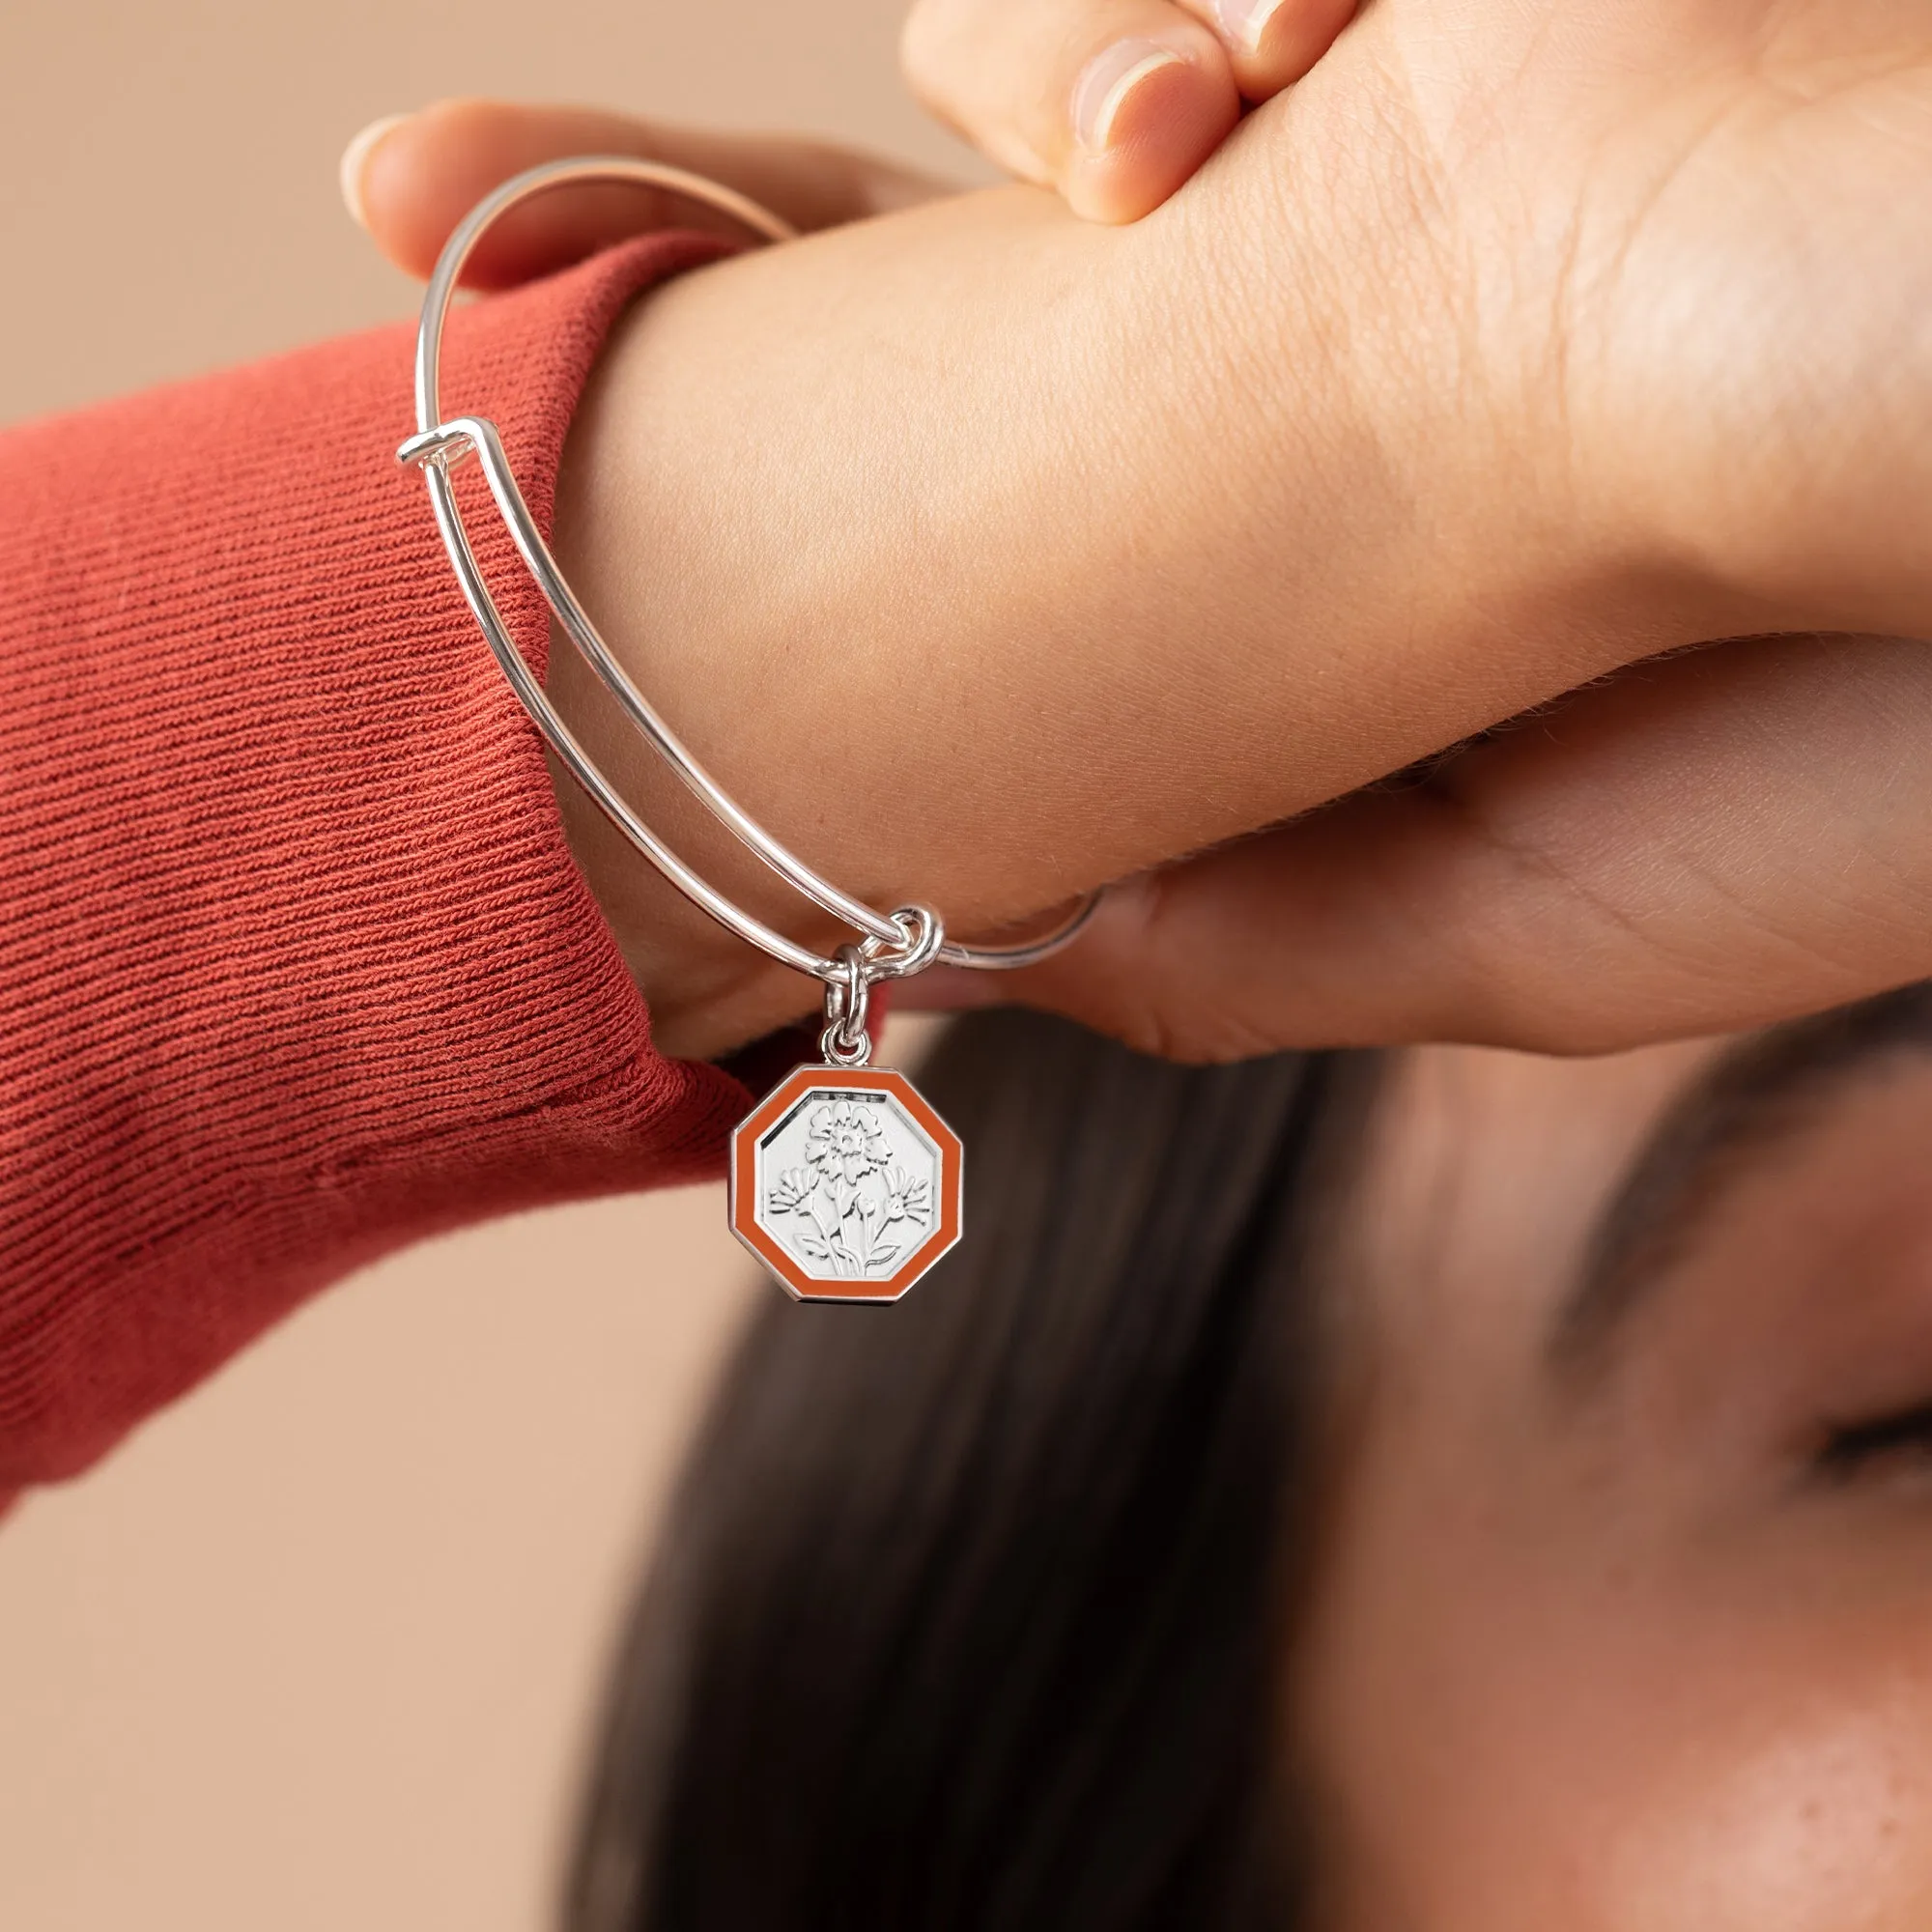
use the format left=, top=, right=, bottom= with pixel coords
left=804, top=1100, right=891, bottom=1185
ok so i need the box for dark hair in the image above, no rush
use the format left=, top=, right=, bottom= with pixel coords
left=566, top=1009, right=1376, bottom=1932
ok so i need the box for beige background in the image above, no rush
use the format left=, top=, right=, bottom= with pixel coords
left=0, top=3, right=967, bottom=1925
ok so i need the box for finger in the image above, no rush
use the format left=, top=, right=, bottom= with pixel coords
left=911, top=638, right=1932, bottom=1059
left=903, top=0, right=1240, bottom=222
left=1195, top=0, right=1364, bottom=99
left=340, top=98, right=949, bottom=289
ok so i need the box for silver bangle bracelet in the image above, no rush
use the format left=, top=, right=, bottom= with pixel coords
left=398, top=156, right=1099, bottom=1301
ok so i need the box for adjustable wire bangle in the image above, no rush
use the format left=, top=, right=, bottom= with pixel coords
left=398, top=156, right=1099, bottom=1302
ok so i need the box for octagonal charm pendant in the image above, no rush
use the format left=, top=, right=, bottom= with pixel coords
left=728, top=1064, right=963, bottom=1302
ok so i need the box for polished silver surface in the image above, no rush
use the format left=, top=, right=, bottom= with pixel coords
left=820, top=943, right=875, bottom=1066
left=400, top=155, right=1101, bottom=988
left=753, top=1085, right=945, bottom=1286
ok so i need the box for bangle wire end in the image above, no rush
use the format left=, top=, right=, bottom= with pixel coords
left=397, top=424, right=478, bottom=472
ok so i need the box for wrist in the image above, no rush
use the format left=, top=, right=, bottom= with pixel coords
left=544, top=162, right=1714, bottom=1065
left=548, top=191, right=1169, bottom=1057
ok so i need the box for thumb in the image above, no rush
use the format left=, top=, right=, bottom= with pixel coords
left=341, top=97, right=950, bottom=289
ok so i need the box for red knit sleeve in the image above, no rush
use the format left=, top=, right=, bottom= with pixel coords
left=0, top=236, right=754, bottom=1500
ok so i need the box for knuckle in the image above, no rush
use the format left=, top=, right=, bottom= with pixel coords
left=1103, top=872, right=1265, bottom=1066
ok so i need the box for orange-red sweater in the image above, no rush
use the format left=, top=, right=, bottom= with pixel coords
left=0, top=237, right=753, bottom=1506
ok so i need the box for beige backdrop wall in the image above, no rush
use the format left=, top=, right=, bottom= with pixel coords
left=0, top=4, right=970, bottom=1926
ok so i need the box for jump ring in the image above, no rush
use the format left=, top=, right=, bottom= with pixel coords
left=823, top=943, right=871, bottom=1054
left=818, top=1021, right=873, bottom=1067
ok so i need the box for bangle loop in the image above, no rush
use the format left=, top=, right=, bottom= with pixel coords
left=400, top=155, right=1100, bottom=987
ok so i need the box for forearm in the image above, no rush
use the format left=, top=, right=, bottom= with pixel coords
left=551, top=150, right=1708, bottom=1057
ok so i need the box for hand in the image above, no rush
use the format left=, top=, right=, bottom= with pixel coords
left=882, top=0, right=1932, bottom=1057
left=931, top=633, right=1932, bottom=1059
left=900, top=0, right=1360, bottom=220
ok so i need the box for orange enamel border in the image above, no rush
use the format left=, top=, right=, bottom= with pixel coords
left=728, top=1065, right=963, bottom=1302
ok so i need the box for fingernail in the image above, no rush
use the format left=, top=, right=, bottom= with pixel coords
left=1214, top=0, right=1288, bottom=53
left=1072, top=40, right=1187, bottom=153
left=338, top=112, right=410, bottom=229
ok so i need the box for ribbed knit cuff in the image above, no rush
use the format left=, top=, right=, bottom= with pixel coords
left=0, top=236, right=751, bottom=1492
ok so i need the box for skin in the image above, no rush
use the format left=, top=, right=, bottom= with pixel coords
left=900, top=0, right=1362, bottom=220
left=536, top=154, right=1703, bottom=1056
left=1297, top=995, right=1932, bottom=1928
left=344, top=4, right=1932, bottom=1065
